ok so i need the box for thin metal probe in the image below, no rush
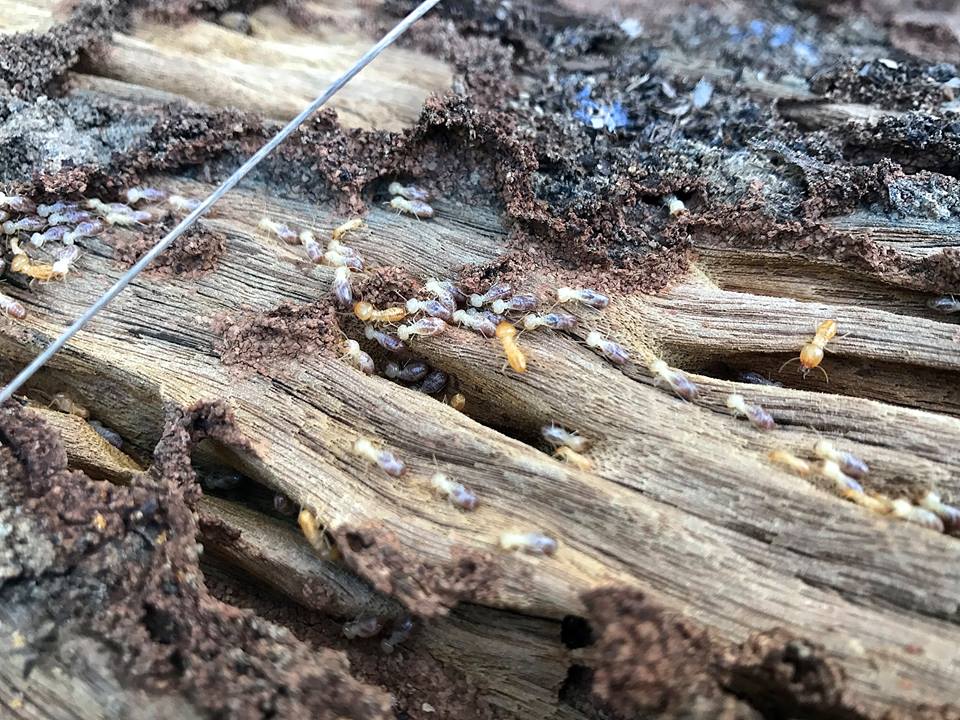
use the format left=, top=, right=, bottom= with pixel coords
left=0, top=0, right=441, bottom=404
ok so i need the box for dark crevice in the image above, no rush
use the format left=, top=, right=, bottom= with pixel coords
left=561, top=614, right=594, bottom=649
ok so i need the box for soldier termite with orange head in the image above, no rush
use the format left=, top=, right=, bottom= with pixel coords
left=406, top=298, right=453, bottom=321
left=449, top=392, right=466, bottom=411
left=388, top=181, right=431, bottom=202
left=813, top=440, right=868, bottom=479
left=496, top=321, right=527, bottom=373
left=499, top=531, right=558, bottom=556
left=342, top=339, right=375, bottom=375
left=354, top=301, right=406, bottom=324
left=353, top=437, right=406, bottom=477
left=586, top=330, right=630, bottom=366
left=258, top=217, right=299, bottom=244
left=725, top=393, right=776, bottom=430
left=556, top=287, right=609, bottom=309
left=554, top=446, right=592, bottom=471
left=364, top=325, right=404, bottom=353
left=389, top=196, right=434, bottom=218
left=397, top=317, right=447, bottom=341
left=298, top=507, right=336, bottom=557
left=523, top=312, right=577, bottom=331
left=781, top=319, right=838, bottom=381
left=0, top=291, right=26, bottom=320
left=768, top=449, right=812, bottom=476
left=541, top=424, right=590, bottom=453
left=332, top=266, right=353, bottom=307
left=491, top=294, right=539, bottom=315
left=452, top=308, right=497, bottom=338
left=332, top=218, right=364, bottom=241
left=470, top=283, right=512, bottom=308
left=430, top=472, right=478, bottom=510
left=9, top=253, right=57, bottom=283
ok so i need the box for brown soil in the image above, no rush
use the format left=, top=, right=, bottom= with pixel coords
left=112, top=218, right=227, bottom=277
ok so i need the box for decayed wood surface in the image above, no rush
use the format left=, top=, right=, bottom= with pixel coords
left=3, top=3, right=960, bottom=718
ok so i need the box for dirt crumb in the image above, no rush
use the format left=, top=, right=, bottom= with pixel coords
left=354, top=265, right=422, bottom=306
left=112, top=218, right=226, bottom=277
left=212, top=300, right=340, bottom=376
left=334, top=525, right=500, bottom=618
left=0, top=402, right=391, bottom=720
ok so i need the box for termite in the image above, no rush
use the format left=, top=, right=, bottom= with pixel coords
left=0, top=194, right=36, bottom=213
left=449, top=392, right=466, bottom=411
left=0, top=292, right=26, bottom=320
left=49, top=209, right=92, bottom=225
left=298, top=507, right=336, bottom=557
left=522, top=312, right=577, bottom=331
left=725, top=393, right=776, bottom=430
left=812, top=440, right=868, bottom=479
left=51, top=246, right=80, bottom=278
left=927, top=296, right=960, bottom=314
left=168, top=194, right=201, bottom=212
left=105, top=210, right=153, bottom=226
left=3, top=216, right=46, bottom=235
left=37, top=201, right=76, bottom=217
left=647, top=358, right=699, bottom=400
left=556, top=287, right=609, bottom=309
left=50, top=392, right=89, bottom=418
left=499, top=531, right=558, bottom=556
left=541, top=424, right=590, bottom=452
left=388, top=181, right=431, bottom=202
left=586, top=330, right=630, bottom=366
left=768, top=449, right=811, bottom=476
left=737, top=370, right=782, bottom=387
left=418, top=369, right=448, bottom=394
left=820, top=459, right=864, bottom=497
left=452, top=308, right=497, bottom=338
left=470, top=282, right=511, bottom=308
left=353, top=437, right=406, bottom=477
left=63, top=220, right=105, bottom=244
left=844, top=489, right=892, bottom=514
left=406, top=297, right=453, bottom=321
left=780, top=319, right=837, bottom=381
left=29, top=225, right=69, bottom=248
left=397, top=317, right=447, bottom=341
left=10, top=254, right=57, bottom=282
left=425, top=279, right=466, bottom=311
left=664, top=194, right=687, bottom=216
left=298, top=230, right=323, bottom=263
left=491, top=294, right=539, bottom=314
left=496, top=322, right=527, bottom=373
left=384, top=360, right=430, bottom=383
left=328, top=238, right=362, bottom=259
left=388, top=196, right=434, bottom=218
left=258, top=217, right=299, bottom=244
left=342, top=339, right=375, bottom=375
left=890, top=498, right=944, bottom=533
left=554, top=446, right=593, bottom=471
left=124, top=187, right=167, bottom=204
left=381, top=616, right=414, bottom=654
left=323, top=244, right=364, bottom=271
left=354, top=301, right=406, bottom=324
left=86, top=199, right=134, bottom=216
left=343, top=616, right=384, bottom=639
left=430, top=472, right=478, bottom=510
left=332, top=266, right=353, bottom=307
left=364, top=325, right=404, bottom=352
left=89, top=420, right=123, bottom=449
left=332, top=218, right=364, bottom=240
left=918, top=491, right=960, bottom=530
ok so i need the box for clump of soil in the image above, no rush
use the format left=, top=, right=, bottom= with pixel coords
left=354, top=265, right=421, bottom=306
left=112, top=218, right=227, bottom=277
left=334, top=525, right=500, bottom=618
left=212, top=299, right=341, bottom=375
left=0, top=401, right=391, bottom=720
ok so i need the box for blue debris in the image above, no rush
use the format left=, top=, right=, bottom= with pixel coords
left=692, top=78, right=714, bottom=109
left=769, top=24, right=794, bottom=48
left=747, top=19, right=767, bottom=38
left=727, top=25, right=744, bottom=42
left=574, top=86, right=628, bottom=132
left=792, top=40, right=820, bottom=66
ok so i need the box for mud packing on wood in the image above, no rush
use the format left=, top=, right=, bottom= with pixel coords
left=2, top=0, right=960, bottom=718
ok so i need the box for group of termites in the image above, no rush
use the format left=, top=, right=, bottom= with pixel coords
left=0, top=188, right=202, bottom=318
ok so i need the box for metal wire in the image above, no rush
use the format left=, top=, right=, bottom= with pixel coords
left=0, top=0, right=442, bottom=404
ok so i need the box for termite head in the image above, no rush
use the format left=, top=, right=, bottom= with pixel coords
left=496, top=321, right=517, bottom=341
left=354, top=301, right=374, bottom=322
left=799, top=344, right=824, bottom=370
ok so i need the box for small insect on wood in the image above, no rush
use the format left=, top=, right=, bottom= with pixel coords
left=499, top=531, right=558, bottom=556
left=496, top=322, right=527, bottom=373
left=781, top=319, right=837, bottom=381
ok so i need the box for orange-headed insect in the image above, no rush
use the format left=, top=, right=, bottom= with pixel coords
left=496, top=321, right=526, bottom=373
left=780, top=319, right=837, bottom=381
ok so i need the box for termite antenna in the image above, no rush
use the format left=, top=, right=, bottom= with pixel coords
left=778, top=356, right=801, bottom=374
left=814, top=364, right=830, bottom=383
